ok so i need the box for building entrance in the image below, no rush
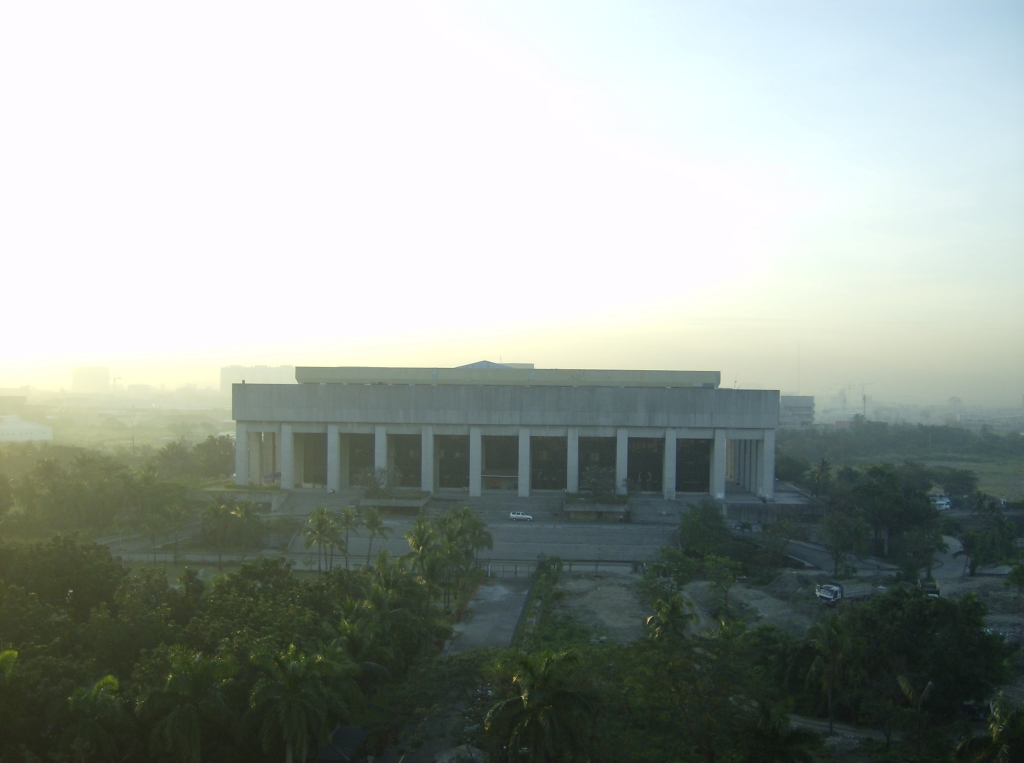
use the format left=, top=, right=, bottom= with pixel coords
left=436, top=435, right=469, bottom=489
left=348, top=434, right=374, bottom=486
left=628, top=437, right=663, bottom=493
left=482, top=435, right=518, bottom=490
left=578, top=437, right=616, bottom=492
left=676, top=439, right=711, bottom=492
left=388, top=434, right=421, bottom=488
left=530, top=436, right=567, bottom=490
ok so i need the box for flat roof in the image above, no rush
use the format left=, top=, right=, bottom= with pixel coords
left=295, top=367, right=721, bottom=389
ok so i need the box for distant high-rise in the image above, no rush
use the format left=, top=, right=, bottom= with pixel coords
left=779, top=396, right=815, bottom=428
left=71, top=367, right=110, bottom=394
left=220, top=365, right=296, bottom=395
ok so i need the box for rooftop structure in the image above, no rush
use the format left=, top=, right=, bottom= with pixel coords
left=0, top=415, right=53, bottom=443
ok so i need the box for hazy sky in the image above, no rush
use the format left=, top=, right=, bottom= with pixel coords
left=2, top=1, right=1022, bottom=405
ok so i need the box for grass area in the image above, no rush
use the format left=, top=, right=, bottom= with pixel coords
left=840, top=453, right=1024, bottom=499
left=924, top=456, right=1024, bottom=499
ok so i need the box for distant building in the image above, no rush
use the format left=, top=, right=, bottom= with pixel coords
left=779, top=396, right=815, bottom=428
left=0, top=396, right=26, bottom=415
left=220, top=366, right=296, bottom=395
left=72, top=367, right=110, bottom=394
left=232, top=363, right=780, bottom=501
left=0, top=415, right=52, bottom=443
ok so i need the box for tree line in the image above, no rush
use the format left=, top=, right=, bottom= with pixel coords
left=0, top=436, right=236, bottom=525
left=466, top=506, right=1019, bottom=762
left=0, top=536, right=448, bottom=763
left=778, top=419, right=1024, bottom=465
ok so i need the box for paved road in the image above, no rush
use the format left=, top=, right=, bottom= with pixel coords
left=289, top=517, right=677, bottom=565
left=444, top=578, right=532, bottom=655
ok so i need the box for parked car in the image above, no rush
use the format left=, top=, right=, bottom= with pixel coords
left=509, top=511, right=533, bottom=521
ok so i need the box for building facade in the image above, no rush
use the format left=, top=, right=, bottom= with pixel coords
left=232, top=365, right=779, bottom=500
left=779, top=395, right=815, bottom=428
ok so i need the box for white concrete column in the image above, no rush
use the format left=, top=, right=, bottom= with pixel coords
left=711, top=429, right=727, bottom=500
left=518, top=428, right=530, bottom=498
left=615, top=428, right=629, bottom=495
left=757, top=428, right=770, bottom=499
left=741, top=441, right=750, bottom=491
left=663, top=429, right=676, bottom=499
left=754, top=440, right=763, bottom=496
left=421, top=426, right=434, bottom=493
left=339, top=434, right=350, bottom=488
left=294, top=434, right=305, bottom=487
left=374, top=425, right=387, bottom=474
left=235, top=422, right=249, bottom=485
left=566, top=427, right=579, bottom=493
left=280, top=424, right=294, bottom=489
left=469, top=427, right=482, bottom=497
left=327, top=424, right=340, bottom=492
left=760, top=429, right=775, bottom=499
left=745, top=441, right=754, bottom=492
left=248, top=431, right=262, bottom=485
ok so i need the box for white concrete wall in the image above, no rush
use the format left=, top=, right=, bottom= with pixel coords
left=566, top=427, right=579, bottom=493
left=518, top=428, right=530, bottom=498
left=421, top=426, right=434, bottom=493
left=663, top=428, right=676, bottom=499
left=615, top=429, right=628, bottom=495
left=469, top=427, right=482, bottom=497
left=233, top=383, right=779, bottom=429
left=235, top=422, right=248, bottom=485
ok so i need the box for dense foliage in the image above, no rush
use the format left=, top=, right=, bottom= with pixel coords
left=0, top=538, right=446, bottom=763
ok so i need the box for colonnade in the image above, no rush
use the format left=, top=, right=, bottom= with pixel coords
left=235, top=423, right=776, bottom=500
left=724, top=430, right=775, bottom=498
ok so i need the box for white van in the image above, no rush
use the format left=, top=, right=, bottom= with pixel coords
left=509, top=511, right=533, bottom=521
left=930, top=495, right=952, bottom=511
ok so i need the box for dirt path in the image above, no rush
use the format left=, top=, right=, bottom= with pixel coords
left=552, top=573, right=650, bottom=643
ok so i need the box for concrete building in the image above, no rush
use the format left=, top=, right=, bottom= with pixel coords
left=780, top=395, right=815, bottom=428
left=220, top=365, right=296, bottom=395
left=0, top=415, right=53, bottom=443
left=232, top=364, right=779, bottom=501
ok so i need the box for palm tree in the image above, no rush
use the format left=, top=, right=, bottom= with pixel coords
left=805, top=619, right=846, bottom=735
left=63, top=675, right=129, bottom=763
left=140, top=648, right=234, bottom=763
left=326, top=518, right=345, bottom=571
left=248, top=644, right=352, bottom=763
left=231, top=501, right=262, bottom=560
left=645, top=593, right=695, bottom=640
left=362, top=507, right=392, bottom=567
left=303, top=507, right=334, bottom=573
left=955, top=693, right=1024, bottom=763
left=403, top=515, right=438, bottom=579
left=203, top=496, right=235, bottom=568
left=811, top=458, right=832, bottom=497
left=0, top=649, right=17, bottom=684
left=335, top=506, right=362, bottom=571
left=167, top=500, right=194, bottom=566
left=485, top=650, right=594, bottom=763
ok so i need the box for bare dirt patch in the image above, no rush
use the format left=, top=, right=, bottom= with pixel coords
left=552, top=573, right=649, bottom=643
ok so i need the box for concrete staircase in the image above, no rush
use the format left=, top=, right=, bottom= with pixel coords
left=277, top=488, right=363, bottom=515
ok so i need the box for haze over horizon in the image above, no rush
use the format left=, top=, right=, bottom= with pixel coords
left=2, top=2, right=1022, bottom=407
